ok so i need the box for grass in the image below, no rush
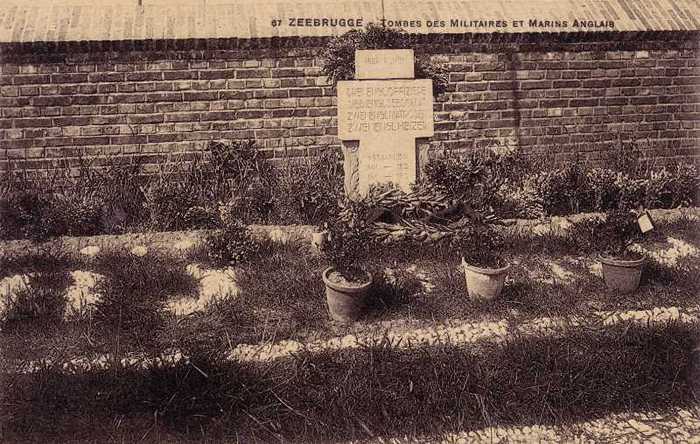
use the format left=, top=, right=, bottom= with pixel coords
left=221, top=241, right=329, bottom=343
left=1, top=248, right=201, bottom=363
left=2, top=216, right=697, bottom=359
left=215, top=216, right=700, bottom=344
left=1, top=215, right=698, bottom=442
left=1, top=270, right=73, bottom=327
left=0, top=247, right=79, bottom=280
left=88, top=249, right=200, bottom=354
left=1, top=322, right=697, bottom=442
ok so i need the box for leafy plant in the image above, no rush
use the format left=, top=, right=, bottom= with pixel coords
left=204, top=139, right=277, bottom=223
left=51, top=191, right=104, bottom=237
left=143, top=178, right=201, bottom=231
left=275, top=148, right=344, bottom=224
left=422, top=145, right=527, bottom=217
left=64, top=153, right=147, bottom=233
left=143, top=139, right=277, bottom=231
left=453, top=212, right=507, bottom=268
left=0, top=191, right=66, bottom=241
left=600, top=209, right=643, bottom=258
left=321, top=196, right=379, bottom=281
left=200, top=219, right=260, bottom=268
left=644, top=164, right=699, bottom=209
left=321, top=23, right=448, bottom=96
left=534, top=160, right=591, bottom=216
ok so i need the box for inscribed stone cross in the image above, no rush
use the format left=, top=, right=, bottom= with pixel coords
left=337, top=49, right=434, bottom=198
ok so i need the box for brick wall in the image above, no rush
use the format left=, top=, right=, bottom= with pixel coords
left=1, top=32, right=698, bottom=177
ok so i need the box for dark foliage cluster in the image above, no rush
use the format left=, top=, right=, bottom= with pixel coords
left=568, top=208, right=643, bottom=257
left=321, top=23, right=449, bottom=96
left=456, top=222, right=507, bottom=268
left=274, top=148, right=344, bottom=225
left=199, top=219, right=260, bottom=268
left=0, top=157, right=145, bottom=240
left=321, top=196, right=380, bottom=280
left=422, top=145, right=528, bottom=217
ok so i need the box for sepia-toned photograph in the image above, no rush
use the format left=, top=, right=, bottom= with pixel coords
left=0, top=0, right=698, bottom=442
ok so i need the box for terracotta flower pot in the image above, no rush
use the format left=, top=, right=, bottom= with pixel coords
left=322, top=267, right=372, bottom=323
left=599, top=255, right=644, bottom=294
left=462, top=258, right=511, bottom=302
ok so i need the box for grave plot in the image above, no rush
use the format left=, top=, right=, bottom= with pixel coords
left=1, top=207, right=698, bottom=443
left=1, top=33, right=699, bottom=442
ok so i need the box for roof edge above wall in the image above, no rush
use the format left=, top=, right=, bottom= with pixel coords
left=1, top=32, right=698, bottom=63
left=0, top=0, right=699, bottom=44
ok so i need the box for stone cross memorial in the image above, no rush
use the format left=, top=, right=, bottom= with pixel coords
left=337, top=49, right=434, bottom=198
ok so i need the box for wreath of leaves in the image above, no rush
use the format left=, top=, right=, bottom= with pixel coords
left=321, top=23, right=448, bottom=96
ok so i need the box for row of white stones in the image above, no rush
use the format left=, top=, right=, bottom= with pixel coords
left=230, top=306, right=699, bottom=362
left=0, top=263, right=240, bottom=322
left=391, top=408, right=700, bottom=443
left=8, top=305, right=698, bottom=374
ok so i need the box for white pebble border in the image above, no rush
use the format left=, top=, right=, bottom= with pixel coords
left=0, top=264, right=239, bottom=321
left=7, top=305, right=697, bottom=375
left=230, top=306, right=699, bottom=362
left=370, top=408, right=700, bottom=443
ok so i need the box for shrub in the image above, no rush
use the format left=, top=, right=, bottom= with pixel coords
left=204, top=139, right=277, bottom=223
left=457, top=223, right=507, bottom=268
left=598, top=209, right=643, bottom=257
left=321, top=197, right=377, bottom=280
left=143, top=139, right=277, bottom=230
left=274, top=148, right=344, bottom=224
left=615, top=174, right=646, bottom=209
left=534, top=161, right=592, bottom=216
left=568, top=209, right=642, bottom=257
left=496, top=178, right=545, bottom=219
left=644, top=164, right=699, bottom=209
left=587, top=168, right=619, bottom=212
left=51, top=191, right=105, bottom=237
left=321, top=23, right=448, bottom=96
left=422, top=146, right=527, bottom=216
left=0, top=191, right=66, bottom=241
left=200, top=219, right=260, bottom=268
left=65, top=155, right=147, bottom=233
left=143, top=179, right=201, bottom=231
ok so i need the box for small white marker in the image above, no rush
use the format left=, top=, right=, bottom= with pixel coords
left=638, top=211, right=655, bottom=234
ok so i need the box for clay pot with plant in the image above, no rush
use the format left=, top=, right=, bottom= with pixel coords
left=458, top=222, right=511, bottom=301
left=596, top=208, right=646, bottom=294
left=320, top=220, right=374, bottom=323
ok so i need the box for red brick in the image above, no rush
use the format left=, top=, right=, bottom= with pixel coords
left=184, top=91, right=217, bottom=101
left=126, top=72, right=163, bottom=82
left=88, top=72, right=125, bottom=83
left=14, top=117, right=53, bottom=128
left=127, top=114, right=164, bottom=124
left=200, top=70, right=236, bottom=80
left=51, top=73, right=88, bottom=83
left=14, top=74, right=52, bottom=84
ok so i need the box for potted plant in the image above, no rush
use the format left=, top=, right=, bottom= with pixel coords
left=319, top=202, right=376, bottom=323
left=458, top=222, right=511, bottom=301
left=597, top=208, right=645, bottom=294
